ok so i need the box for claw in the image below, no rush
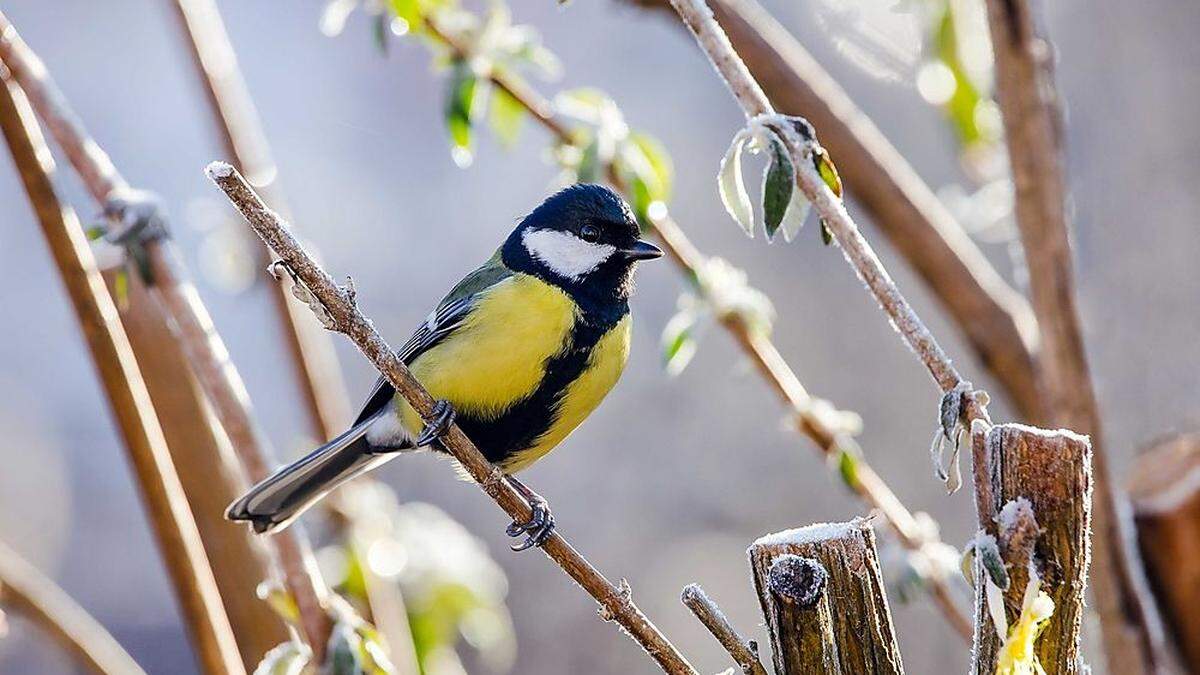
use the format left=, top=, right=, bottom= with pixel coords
left=505, top=477, right=555, bottom=551
left=415, top=400, right=455, bottom=447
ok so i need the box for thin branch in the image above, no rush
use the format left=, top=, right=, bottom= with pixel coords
left=0, top=75, right=243, bottom=675
left=0, top=540, right=146, bottom=675
left=625, top=0, right=1043, bottom=422
left=680, top=584, right=767, bottom=675
left=166, top=0, right=354, bottom=440
left=207, top=162, right=698, bottom=675
left=663, top=0, right=991, bottom=422
left=981, top=1, right=1162, bottom=671
left=425, top=16, right=972, bottom=642
left=0, top=11, right=332, bottom=660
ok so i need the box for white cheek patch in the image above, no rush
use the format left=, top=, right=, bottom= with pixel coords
left=522, top=228, right=616, bottom=280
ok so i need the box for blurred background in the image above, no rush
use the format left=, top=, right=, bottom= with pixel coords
left=1, top=0, right=1197, bottom=673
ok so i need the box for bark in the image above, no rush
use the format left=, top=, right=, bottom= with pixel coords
left=748, top=520, right=904, bottom=674
left=680, top=584, right=767, bottom=675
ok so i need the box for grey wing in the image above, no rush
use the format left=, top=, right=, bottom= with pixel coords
left=351, top=259, right=512, bottom=425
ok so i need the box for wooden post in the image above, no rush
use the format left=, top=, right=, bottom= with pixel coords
left=1128, top=433, right=1200, bottom=671
left=970, top=423, right=1092, bottom=674
left=748, top=519, right=904, bottom=674
left=106, top=271, right=288, bottom=670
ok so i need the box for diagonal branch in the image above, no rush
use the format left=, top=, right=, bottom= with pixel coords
left=424, top=16, right=973, bottom=641
left=680, top=584, right=768, bottom=675
left=625, top=0, right=1043, bottom=422
left=982, top=0, right=1162, bottom=671
left=0, top=10, right=333, bottom=660
left=0, top=540, right=146, bottom=675
left=207, top=162, right=699, bottom=675
left=0, top=75, right=243, bottom=675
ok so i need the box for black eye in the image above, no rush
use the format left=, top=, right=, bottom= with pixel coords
left=579, top=224, right=600, bottom=242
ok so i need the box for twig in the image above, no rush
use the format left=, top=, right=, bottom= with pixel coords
left=680, top=584, right=767, bottom=675
left=207, top=162, right=698, bottom=675
left=969, top=424, right=1092, bottom=674
left=981, top=2, right=1162, bottom=673
left=1128, top=433, right=1200, bottom=672
left=748, top=520, right=905, bottom=674
left=0, top=540, right=146, bottom=675
left=425, top=16, right=972, bottom=642
left=0, top=75, right=244, bottom=675
left=624, top=0, right=1043, bottom=423
left=166, top=0, right=354, bottom=440
left=0, top=10, right=333, bottom=660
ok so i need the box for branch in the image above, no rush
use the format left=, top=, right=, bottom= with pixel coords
left=0, top=75, right=244, bottom=675
left=748, top=520, right=904, bottom=674
left=0, top=10, right=333, bottom=660
left=981, top=1, right=1162, bottom=671
left=625, top=0, right=1043, bottom=422
left=0, top=540, right=145, bottom=675
left=425, top=15, right=972, bottom=641
left=969, top=424, right=1092, bottom=673
left=105, top=270, right=289, bottom=669
left=1128, top=433, right=1200, bottom=672
left=680, top=584, right=767, bottom=675
left=206, top=162, right=698, bottom=675
left=166, top=0, right=354, bottom=441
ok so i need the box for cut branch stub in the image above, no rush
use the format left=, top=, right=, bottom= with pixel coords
left=1128, top=432, right=1200, bottom=671
left=748, top=519, right=904, bottom=675
left=970, top=423, right=1092, bottom=674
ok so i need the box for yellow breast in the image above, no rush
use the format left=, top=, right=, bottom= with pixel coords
left=398, top=274, right=578, bottom=430
left=501, top=313, right=631, bottom=473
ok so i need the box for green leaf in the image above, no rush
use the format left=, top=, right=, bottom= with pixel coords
left=326, top=623, right=363, bottom=675
left=820, top=221, right=834, bottom=246
left=628, top=132, right=673, bottom=202
left=813, top=147, right=842, bottom=199
left=252, top=642, right=309, bottom=675
left=576, top=136, right=600, bottom=184
left=84, top=224, right=107, bottom=241
left=718, top=130, right=754, bottom=237
left=761, top=135, right=795, bottom=241
left=836, top=449, right=860, bottom=489
left=445, top=59, right=478, bottom=167
left=487, top=86, right=526, bottom=148
left=113, top=269, right=129, bottom=310
left=389, top=0, right=422, bottom=31
left=661, top=310, right=698, bottom=376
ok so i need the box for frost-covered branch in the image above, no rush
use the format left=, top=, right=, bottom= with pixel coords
left=207, top=162, right=698, bottom=675
left=625, top=0, right=1043, bottom=422
left=0, top=72, right=243, bottom=675
left=422, top=11, right=971, bottom=640
left=981, top=1, right=1162, bottom=671
left=680, top=584, right=767, bottom=675
left=0, top=540, right=146, bottom=675
left=748, top=520, right=904, bottom=674
left=0, top=11, right=333, bottom=660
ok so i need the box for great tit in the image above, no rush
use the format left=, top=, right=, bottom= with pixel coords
left=227, top=184, right=663, bottom=548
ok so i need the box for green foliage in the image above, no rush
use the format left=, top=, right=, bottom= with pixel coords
left=444, top=58, right=479, bottom=167
left=718, top=123, right=820, bottom=243
left=761, top=137, right=795, bottom=241
left=836, top=448, right=860, bottom=490
left=923, top=1, right=1000, bottom=150
left=487, top=86, right=525, bottom=148
left=660, top=309, right=698, bottom=376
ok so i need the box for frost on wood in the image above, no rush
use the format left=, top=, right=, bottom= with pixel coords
left=970, top=423, right=1092, bottom=675
left=749, top=519, right=903, bottom=674
left=1128, top=433, right=1200, bottom=670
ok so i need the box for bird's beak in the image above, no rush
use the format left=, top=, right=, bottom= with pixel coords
left=621, top=239, right=664, bottom=261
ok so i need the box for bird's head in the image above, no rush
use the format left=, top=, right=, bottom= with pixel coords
left=502, top=184, right=663, bottom=300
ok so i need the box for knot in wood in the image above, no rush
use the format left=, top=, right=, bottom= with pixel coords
left=767, top=555, right=827, bottom=608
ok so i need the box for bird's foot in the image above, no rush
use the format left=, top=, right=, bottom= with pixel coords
left=414, top=399, right=456, bottom=447
left=506, top=477, right=555, bottom=551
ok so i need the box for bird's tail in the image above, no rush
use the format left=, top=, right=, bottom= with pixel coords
left=226, top=414, right=392, bottom=534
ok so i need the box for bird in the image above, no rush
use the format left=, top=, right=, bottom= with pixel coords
left=226, top=184, right=663, bottom=549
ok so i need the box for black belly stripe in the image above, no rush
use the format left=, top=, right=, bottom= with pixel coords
left=451, top=301, right=627, bottom=467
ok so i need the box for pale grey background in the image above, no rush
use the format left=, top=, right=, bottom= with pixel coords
left=1, top=1, right=1197, bottom=673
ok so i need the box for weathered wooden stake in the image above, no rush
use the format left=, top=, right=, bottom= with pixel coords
left=748, top=519, right=903, bottom=674
left=1128, top=433, right=1200, bottom=671
left=970, top=423, right=1092, bottom=674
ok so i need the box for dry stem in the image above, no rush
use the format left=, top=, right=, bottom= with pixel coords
left=0, top=75, right=243, bottom=675
left=207, top=163, right=697, bottom=675
left=680, top=584, right=767, bottom=675
left=982, top=1, right=1162, bottom=671
left=426, top=15, right=972, bottom=641
left=0, top=11, right=332, bottom=660
left=0, top=540, right=146, bottom=675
